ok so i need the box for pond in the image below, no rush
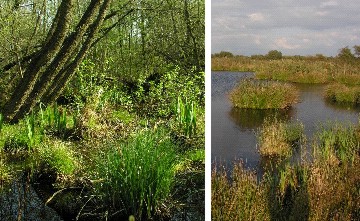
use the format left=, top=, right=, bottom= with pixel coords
left=211, top=71, right=360, bottom=171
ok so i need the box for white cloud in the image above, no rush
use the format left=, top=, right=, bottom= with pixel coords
left=320, top=1, right=339, bottom=8
left=315, top=11, right=329, bottom=16
left=212, top=0, right=360, bottom=56
left=248, top=13, right=265, bottom=22
left=254, top=36, right=262, bottom=45
left=274, top=37, right=301, bottom=49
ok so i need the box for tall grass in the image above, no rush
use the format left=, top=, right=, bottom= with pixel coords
left=211, top=163, right=270, bottom=221
left=258, top=119, right=304, bottom=158
left=212, top=121, right=360, bottom=221
left=229, top=79, right=299, bottom=109
left=314, top=123, right=359, bottom=165
left=325, top=83, right=360, bottom=104
left=94, top=127, right=177, bottom=220
left=40, top=104, right=72, bottom=137
left=212, top=57, right=360, bottom=84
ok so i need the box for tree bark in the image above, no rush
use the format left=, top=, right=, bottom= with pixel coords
left=3, top=0, right=74, bottom=123
left=2, top=0, right=114, bottom=123
left=13, top=0, right=103, bottom=121
left=43, top=0, right=113, bottom=103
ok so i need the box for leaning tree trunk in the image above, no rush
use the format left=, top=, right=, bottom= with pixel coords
left=2, top=0, right=73, bottom=122
left=3, top=0, right=113, bottom=123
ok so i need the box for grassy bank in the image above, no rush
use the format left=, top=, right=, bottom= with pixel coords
left=212, top=57, right=360, bottom=85
left=229, top=79, right=299, bottom=109
left=325, top=83, right=360, bottom=104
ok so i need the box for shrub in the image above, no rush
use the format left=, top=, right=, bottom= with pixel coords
left=229, top=79, right=299, bottom=109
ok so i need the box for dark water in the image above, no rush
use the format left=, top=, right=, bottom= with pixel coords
left=211, top=71, right=360, bottom=170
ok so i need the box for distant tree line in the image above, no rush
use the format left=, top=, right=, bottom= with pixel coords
left=212, top=45, right=360, bottom=62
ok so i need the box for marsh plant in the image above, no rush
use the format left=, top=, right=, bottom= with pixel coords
left=175, top=96, right=197, bottom=138
left=325, top=83, right=360, bottom=104
left=314, top=123, right=359, bottom=165
left=0, top=113, right=3, bottom=133
left=34, top=139, right=78, bottom=175
left=212, top=56, right=360, bottom=85
left=212, top=120, right=360, bottom=221
left=229, top=79, right=299, bottom=109
left=94, top=127, right=177, bottom=220
left=258, top=119, right=304, bottom=158
left=39, top=104, right=72, bottom=137
left=211, top=163, right=270, bottom=221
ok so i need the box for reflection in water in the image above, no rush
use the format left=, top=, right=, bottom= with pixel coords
left=229, top=107, right=294, bottom=130
left=324, top=98, right=360, bottom=113
left=212, top=71, right=360, bottom=171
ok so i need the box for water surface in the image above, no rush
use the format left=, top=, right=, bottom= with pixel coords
left=211, top=71, right=360, bottom=170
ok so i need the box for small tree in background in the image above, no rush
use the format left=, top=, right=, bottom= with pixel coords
left=337, top=46, right=355, bottom=62
left=353, top=45, right=360, bottom=58
left=212, top=51, right=234, bottom=58
left=267, top=50, right=282, bottom=60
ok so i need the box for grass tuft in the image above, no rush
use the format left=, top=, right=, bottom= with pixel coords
left=258, top=119, right=304, bottom=158
left=229, top=79, right=299, bottom=109
left=325, top=83, right=360, bottom=104
left=94, top=127, right=177, bottom=220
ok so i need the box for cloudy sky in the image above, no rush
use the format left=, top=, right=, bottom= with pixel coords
left=212, top=0, right=360, bottom=56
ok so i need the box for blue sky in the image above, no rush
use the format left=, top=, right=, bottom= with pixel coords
left=212, top=0, right=360, bottom=56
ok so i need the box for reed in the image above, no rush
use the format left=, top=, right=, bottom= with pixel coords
left=258, top=119, right=304, bottom=158
left=212, top=57, right=360, bottom=85
left=211, top=163, right=270, bottom=221
left=325, top=83, right=360, bottom=104
left=212, top=121, right=360, bottom=221
left=229, top=79, right=299, bottom=109
left=314, top=123, right=359, bottom=165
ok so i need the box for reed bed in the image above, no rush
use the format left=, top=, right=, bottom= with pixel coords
left=212, top=57, right=360, bottom=85
left=258, top=119, right=304, bottom=158
left=229, top=79, right=299, bottom=109
left=211, top=163, right=270, bottom=221
left=212, top=122, right=360, bottom=221
left=325, top=83, right=360, bottom=104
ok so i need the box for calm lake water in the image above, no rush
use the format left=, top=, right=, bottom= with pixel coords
left=211, top=71, right=360, bottom=171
